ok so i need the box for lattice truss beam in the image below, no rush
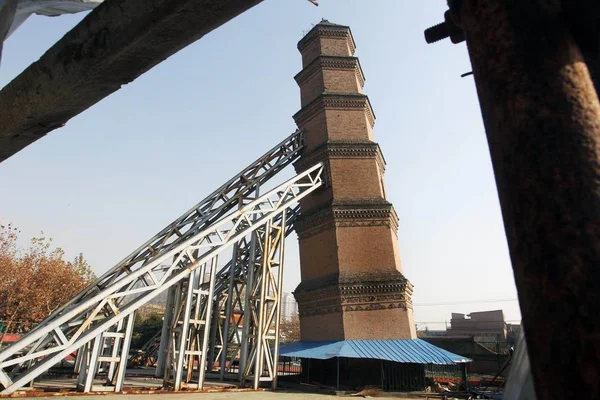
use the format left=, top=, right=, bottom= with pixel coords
left=0, top=131, right=324, bottom=394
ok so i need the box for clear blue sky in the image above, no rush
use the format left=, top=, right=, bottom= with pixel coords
left=0, top=0, right=520, bottom=330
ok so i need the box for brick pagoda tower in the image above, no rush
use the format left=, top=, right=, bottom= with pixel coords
left=292, top=21, right=417, bottom=341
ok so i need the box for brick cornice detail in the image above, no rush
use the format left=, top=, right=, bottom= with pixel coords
left=294, top=56, right=365, bottom=88
left=294, top=271, right=414, bottom=317
left=294, top=200, right=400, bottom=239
left=294, top=141, right=386, bottom=174
left=297, top=24, right=356, bottom=55
left=293, top=93, right=376, bottom=127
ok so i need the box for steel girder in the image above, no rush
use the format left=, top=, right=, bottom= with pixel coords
left=215, top=205, right=300, bottom=382
left=0, top=131, right=319, bottom=395
left=159, top=206, right=294, bottom=391
left=149, top=205, right=300, bottom=383
left=0, top=129, right=302, bottom=363
left=241, top=212, right=287, bottom=389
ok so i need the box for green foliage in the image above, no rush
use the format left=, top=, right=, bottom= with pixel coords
left=131, top=312, right=164, bottom=350
left=70, top=253, right=96, bottom=284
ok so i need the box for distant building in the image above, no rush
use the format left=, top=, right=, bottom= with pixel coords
left=281, top=292, right=298, bottom=321
left=418, top=330, right=447, bottom=337
left=420, top=310, right=515, bottom=375
left=447, top=310, right=507, bottom=341
left=506, top=322, right=521, bottom=344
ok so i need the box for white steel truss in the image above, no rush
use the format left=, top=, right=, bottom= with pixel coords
left=203, top=205, right=300, bottom=382
left=3, top=129, right=303, bottom=364
left=241, top=212, right=287, bottom=389
left=158, top=207, right=295, bottom=391
left=0, top=129, right=323, bottom=395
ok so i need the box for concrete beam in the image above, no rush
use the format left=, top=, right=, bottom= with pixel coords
left=0, top=0, right=263, bottom=163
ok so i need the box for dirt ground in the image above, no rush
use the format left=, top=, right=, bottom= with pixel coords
left=10, top=391, right=426, bottom=400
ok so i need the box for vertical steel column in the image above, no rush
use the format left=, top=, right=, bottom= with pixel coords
left=78, top=333, right=102, bottom=392
left=114, top=313, right=135, bottom=392
left=455, top=1, right=600, bottom=398
left=219, top=244, right=239, bottom=380
left=174, top=273, right=195, bottom=391
left=239, top=231, right=261, bottom=385
left=198, top=257, right=218, bottom=390
left=185, top=266, right=202, bottom=384
left=156, top=278, right=176, bottom=377
left=206, top=293, right=222, bottom=373
left=106, top=319, right=124, bottom=384
left=238, top=188, right=261, bottom=383
left=242, top=211, right=286, bottom=389
left=75, top=342, right=90, bottom=389
left=164, top=279, right=184, bottom=385
left=271, top=210, right=286, bottom=389
left=73, top=345, right=84, bottom=374
left=252, top=221, right=271, bottom=390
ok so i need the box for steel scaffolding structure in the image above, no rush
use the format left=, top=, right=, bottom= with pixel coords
left=0, top=131, right=324, bottom=395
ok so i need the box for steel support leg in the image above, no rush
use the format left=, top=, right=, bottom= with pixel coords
left=219, top=245, right=238, bottom=380
left=106, top=320, right=124, bottom=384
left=239, top=231, right=258, bottom=385
left=198, top=257, right=218, bottom=390
left=163, top=278, right=187, bottom=389
left=456, top=1, right=600, bottom=398
left=73, top=345, right=84, bottom=374
left=252, top=226, right=270, bottom=390
left=206, top=298, right=219, bottom=374
left=272, top=211, right=286, bottom=389
left=114, top=313, right=135, bottom=392
left=75, top=343, right=90, bottom=389
left=78, top=334, right=102, bottom=392
left=174, top=273, right=195, bottom=391
left=242, top=211, right=286, bottom=389
left=156, top=285, right=176, bottom=377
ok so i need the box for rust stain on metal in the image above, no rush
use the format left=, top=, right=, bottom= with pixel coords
left=458, top=1, right=600, bottom=399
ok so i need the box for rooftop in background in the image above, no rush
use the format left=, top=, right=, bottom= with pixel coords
left=279, top=339, right=471, bottom=365
left=452, top=309, right=505, bottom=321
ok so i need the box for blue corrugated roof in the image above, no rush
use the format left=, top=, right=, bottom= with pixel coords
left=279, top=339, right=471, bottom=365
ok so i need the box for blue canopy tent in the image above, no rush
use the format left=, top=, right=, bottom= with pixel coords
left=279, top=339, right=471, bottom=391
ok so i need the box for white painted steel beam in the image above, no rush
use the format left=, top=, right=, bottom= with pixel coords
left=0, top=154, right=322, bottom=394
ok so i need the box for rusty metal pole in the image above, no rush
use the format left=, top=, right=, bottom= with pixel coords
left=563, top=0, right=600, bottom=96
left=454, top=1, right=600, bottom=399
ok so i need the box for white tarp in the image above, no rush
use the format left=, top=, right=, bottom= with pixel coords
left=503, top=329, right=537, bottom=400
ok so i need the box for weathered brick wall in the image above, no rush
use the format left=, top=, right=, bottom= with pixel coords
left=300, top=313, right=345, bottom=341
left=297, top=229, right=339, bottom=282
left=319, top=37, right=353, bottom=59
left=293, top=22, right=416, bottom=340
left=329, top=158, right=384, bottom=199
left=324, top=107, right=374, bottom=141
left=300, top=39, right=321, bottom=67
left=336, top=225, right=402, bottom=274
left=343, top=308, right=417, bottom=340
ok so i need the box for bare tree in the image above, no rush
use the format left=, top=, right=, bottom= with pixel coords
left=280, top=315, right=301, bottom=344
